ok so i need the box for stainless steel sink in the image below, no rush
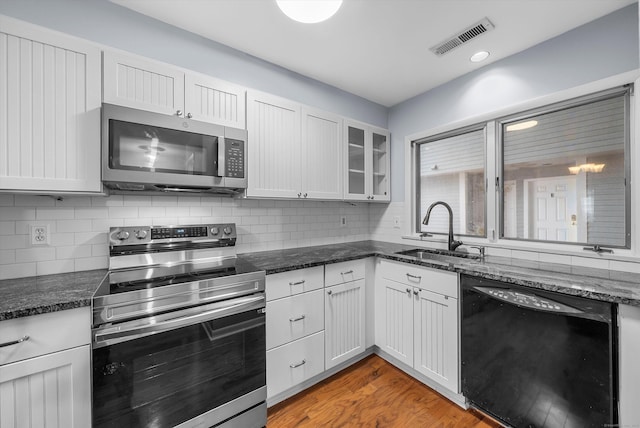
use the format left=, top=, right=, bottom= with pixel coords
left=395, top=248, right=481, bottom=262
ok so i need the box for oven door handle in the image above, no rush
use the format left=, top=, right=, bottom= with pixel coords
left=93, top=294, right=265, bottom=348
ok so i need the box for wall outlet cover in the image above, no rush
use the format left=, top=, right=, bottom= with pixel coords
left=31, top=224, right=50, bottom=245
left=393, top=216, right=401, bottom=228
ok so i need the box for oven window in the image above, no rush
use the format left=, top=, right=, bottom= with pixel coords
left=109, top=120, right=217, bottom=175
left=92, top=310, right=265, bottom=428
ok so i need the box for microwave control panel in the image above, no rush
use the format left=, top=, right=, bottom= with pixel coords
left=225, top=139, right=245, bottom=178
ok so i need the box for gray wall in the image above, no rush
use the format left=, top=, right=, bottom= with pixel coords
left=389, top=3, right=639, bottom=202
left=0, top=0, right=387, bottom=127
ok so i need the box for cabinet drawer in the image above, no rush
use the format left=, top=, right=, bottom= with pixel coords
left=325, top=259, right=366, bottom=286
left=266, top=289, right=324, bottom=350
left=266, top=331, right=325, bottom=399
left=266, top=266, right=324, bottom=301
left=0, top=307, right=90, bottom=366
left=379, top=259, right=458, bottom=298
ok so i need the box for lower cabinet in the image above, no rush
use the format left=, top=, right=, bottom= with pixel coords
left=375, top=259, right=460, bottom=394
left=0, top=307, right=91, bottom=428
left=266, top=331, right=325, bottom=399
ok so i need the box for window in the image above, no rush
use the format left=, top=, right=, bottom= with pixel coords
left=415, top=127, right=486, bottom=237
left=500, top=88, right=630, bottom=248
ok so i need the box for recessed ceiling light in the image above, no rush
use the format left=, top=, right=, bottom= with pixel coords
left=276, top=0, right=343, bottom=24
left=505, top=120, right=538, bottom=132
left=470, top=51, right=490, bottom=63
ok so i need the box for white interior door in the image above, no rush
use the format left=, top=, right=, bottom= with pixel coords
left=527, top=176, right=577, bottom=242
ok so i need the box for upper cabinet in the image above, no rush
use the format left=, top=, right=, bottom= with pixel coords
left=103, top=51, right=246, bottom=129
left=0, top=16, right=102, bottom=193
left=344, top=120, right=390, bottom=202
left=246, top=90, right=343, bottom=200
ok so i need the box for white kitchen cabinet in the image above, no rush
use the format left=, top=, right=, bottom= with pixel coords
left=375, top=259, right=459, bottom=393
left=344, top=119, right=390, bottom=202
left=266, top=289, right=324, bottom=350
left=103, top=51, right=245, bottom=128
left=324, top=260, right=366, bottom=369
left=0, top=308, right=91, bottom=428
left=0, top=15, right=102, bottom=193
left=246, top=90, right=343, bottom=200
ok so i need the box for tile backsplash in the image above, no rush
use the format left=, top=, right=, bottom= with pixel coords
left=0, top=193, right=370, bottom=280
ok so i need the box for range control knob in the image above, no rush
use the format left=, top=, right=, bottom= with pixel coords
left=210, top=227, right=220, bottom=236
left=117, top=231, right=130, bottom=241
left=135, top=229, right=148, bottom=240
left=223, top=226, right=233, bottom=235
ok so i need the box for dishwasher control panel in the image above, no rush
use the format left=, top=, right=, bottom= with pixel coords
left=476, top=286, right=582, bottom=314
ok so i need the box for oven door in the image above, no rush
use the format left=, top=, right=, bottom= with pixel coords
left=92, top=294, right=266, bottom=428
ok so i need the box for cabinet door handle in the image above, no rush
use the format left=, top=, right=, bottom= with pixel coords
left=186, top=112, right=193, bottom=118
left=413, top=289, right=419, bottom=296
left=406, top=273, right=422, bottom=281
left=297, top=193, right=302, bottom=198
left=341, top=270, right=354, bottom=275
left=289, top=359, right=306, bottom=368
left=289, top=315, right=306, bottom=322
left=0, top=335, right=29, bottom=348
left=406, top=288, right=411, bottom=294
left=327, top=290, right=332, bottom=295
left=176, top=109, right=183, bottom=116
left=303, top=193, right=308, bottom=198
left=289, top=280, right=305, bottom=286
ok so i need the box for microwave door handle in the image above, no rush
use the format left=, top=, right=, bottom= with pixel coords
left=217, top=136, right=226, bottom=177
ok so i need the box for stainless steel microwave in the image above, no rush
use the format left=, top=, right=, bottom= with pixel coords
left=102, top=104, right=247, bottom=195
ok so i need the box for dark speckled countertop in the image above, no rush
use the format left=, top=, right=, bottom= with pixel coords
left=2, top=240, right=640, bottom=320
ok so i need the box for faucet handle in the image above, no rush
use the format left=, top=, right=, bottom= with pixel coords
left=469, top=246, right=485, bottom=259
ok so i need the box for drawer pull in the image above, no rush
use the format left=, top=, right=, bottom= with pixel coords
left=327, top=290, right=332, bottom=295
left=413, top=289, right=419, bottom=296
left=341, top=270, right=354, bottom=275
left=289, top=315, right=306, bottom=322
left=289, top=359, right=306, bottom=368
left=0, top=335, right=29, bottom=348
left=406, top=288, right=411, bottom=294
left=406, top=273, right=422, bottom=281
left=289, top=280, right=306, bottom=286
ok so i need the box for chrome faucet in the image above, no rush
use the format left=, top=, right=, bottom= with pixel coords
left=422, top=201, right=463, bottom=252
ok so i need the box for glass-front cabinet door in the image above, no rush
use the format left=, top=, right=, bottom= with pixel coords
left=344, top=120, right=390, bottom=202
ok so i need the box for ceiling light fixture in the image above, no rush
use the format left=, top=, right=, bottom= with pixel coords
left=470, top=51, right=490, bottom=63
left=505, top=120, right=538, bottom=132
left=276, top=0, right=343, bottom=24
left=568, top=163, right=605, bottom=174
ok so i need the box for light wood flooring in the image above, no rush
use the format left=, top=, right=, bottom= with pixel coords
left=267, top=354, right=502, bottom=427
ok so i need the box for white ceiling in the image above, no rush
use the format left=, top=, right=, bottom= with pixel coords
left=111, top=0, right=637, bottom=107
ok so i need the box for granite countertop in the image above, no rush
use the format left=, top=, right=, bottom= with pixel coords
left=0, top=269, right=107, bottom=321
left=2, top=240, right=640, bottom=320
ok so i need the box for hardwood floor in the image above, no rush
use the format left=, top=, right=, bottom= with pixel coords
left=267, top=354, right=502, bottom=427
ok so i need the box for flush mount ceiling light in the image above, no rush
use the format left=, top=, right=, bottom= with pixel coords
left=505, top=120, right=538, bottom=132
left=470, top=51, right=490, bottom=63
left=568, top=163, right=605, bottom=174
left=276, top=0, right=343, bottom=24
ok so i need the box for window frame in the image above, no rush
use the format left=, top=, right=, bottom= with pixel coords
left=404, top=73, right=637, bottom=258
left=413, top=123, right=488, bottom=238
left=496, top=86, right=631, bottom=249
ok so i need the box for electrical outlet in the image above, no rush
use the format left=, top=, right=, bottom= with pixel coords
left=31, top=224, right=50, bottom=246
left=340, top=216, right=347, bottom=227
left=393, top=216, right=401, bottom=228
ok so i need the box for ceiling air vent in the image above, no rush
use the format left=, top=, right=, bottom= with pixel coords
left=430, top=18, right=495, bottom=56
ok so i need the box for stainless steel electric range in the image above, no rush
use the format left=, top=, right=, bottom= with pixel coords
left=91, top=223, right=266, bottom=428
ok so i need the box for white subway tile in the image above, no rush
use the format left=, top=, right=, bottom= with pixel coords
left=14, top=195, right=55, bottom=207
left=152, top=217, right=178, bottom=225
left=108, top=207, right=140, bottom=218
left=0, top=221, right=15, bottom=235
left=0, top=195, right=14, bottom=206
left=0, top=249, right=15, bottom=264
left=242, top=216, right=260, bottom=225
left=178, top=217, right=201, bottom=225
left=124, top=218, right=153, bottom=226
left=178, top=196, right=202, bottom=206
left=571, top=256, right=610, bottom=270
left=139, top=207, right=166, bottom=218
left=75, top=232, right=107, bottom=246
left=36, top=208, right=74, bottom=220
left=511, top=250, right=539, bottom=261
left=0, top=263, right=36, bottom=280
left=55, top=196, right=92, bottom=207
left=15, top=247, right=56, bottom=263
left=93, top=244, right=109, bottom=257
left=123, top=195, right=153, bottom=206
left=57, top=245, right=92, bottom=260
left=50, top=233, right=75, bottom=247
left=92, top=218, right=124, bottom=232
left=165, top=207, right=191, bottom=217
left=190, top=207, right=212, bottom=217
left=0, top=235, right=28, bottom=250
left=200, top=198, right=223, bottom=207
left=538, top=252, right=572, bottom=265
left=610, top=260, right=640, bottom=274
left=92, top=195, right=123, bottom=207
left=250, top=225, right=269, bottom=234
left=152, top=195, right=177, bottom=206
left=57, top=219, right=92, bottom=233
left=75, top=207, right=109, bottom=219
left=0, top=207, right=36, bottom=221
left=75, top=256, right=108, bottom=272
left=37, top=259, right=75, bottom=276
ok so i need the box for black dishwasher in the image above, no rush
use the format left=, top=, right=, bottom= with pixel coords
left=461, top=274, right=617, bottom=428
